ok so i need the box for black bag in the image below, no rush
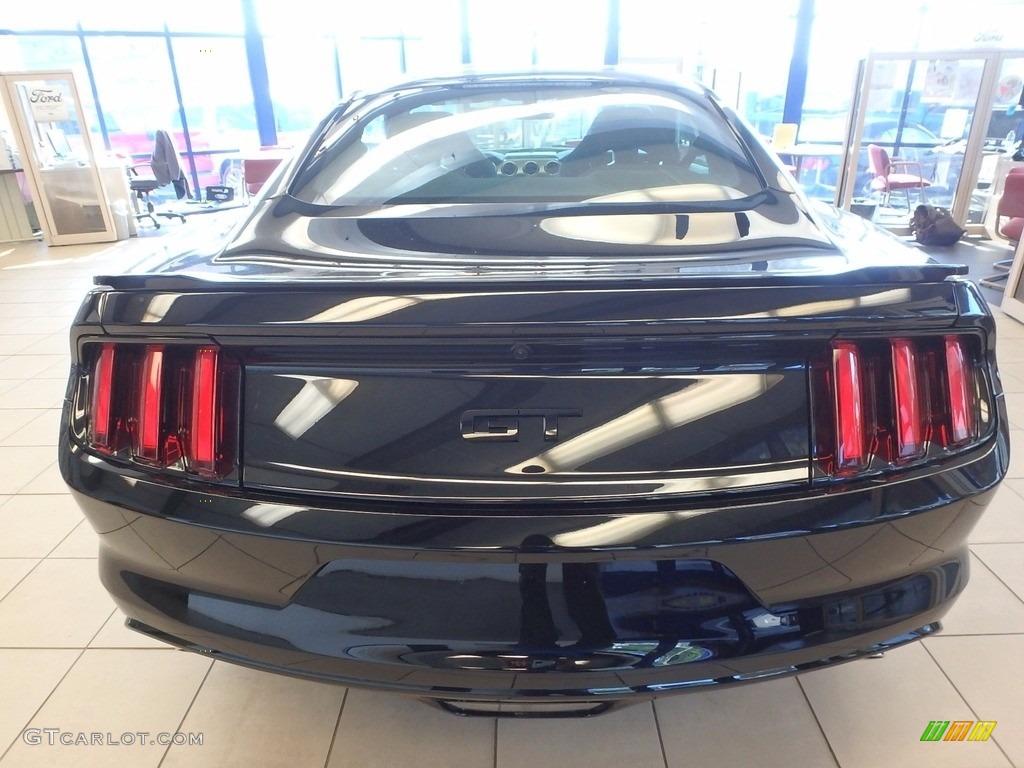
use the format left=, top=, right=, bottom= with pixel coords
left=910, top=205, right=965, bottom=246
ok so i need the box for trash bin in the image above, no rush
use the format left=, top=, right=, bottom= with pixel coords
left=109, top=200, right=130, bottom=240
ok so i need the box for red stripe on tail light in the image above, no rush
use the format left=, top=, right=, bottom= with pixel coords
left=135, top=345, right=164, bottom=463
left=833, top=342, right=866, bottom=471
left=891, top=338, right=925, bottom=461
left=945, top=335, right=975, bottom=445
left=89, top=343, right=116, bottom=452
left=189, top=347, right=220, bottom=475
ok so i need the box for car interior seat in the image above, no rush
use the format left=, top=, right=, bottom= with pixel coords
left=559, top=106, right=681, bottom=177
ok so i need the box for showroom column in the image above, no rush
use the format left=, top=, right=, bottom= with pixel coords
left=241, top=0, right=277, bottom=149
left=782, top=0, right=814, bottom=127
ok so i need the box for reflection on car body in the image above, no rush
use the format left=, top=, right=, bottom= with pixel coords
left=60, top=71, right=1008, bottom=716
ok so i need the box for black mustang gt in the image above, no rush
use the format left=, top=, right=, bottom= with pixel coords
left=61, top=72, right=1009, bottom=717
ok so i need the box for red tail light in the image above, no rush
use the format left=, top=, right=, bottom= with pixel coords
left=136, top=346, right=165, bottom=463
left=189, top=347, right=221, bottom=476
left=945, top=336, right=975, bottom=446
left=891, top=338, right=925, bottom=461
left=82, top=343, right=238, bottom=479
left=817, top=334, right=988, bottom=477
left=833, top=342, right=866, bottom=471
left=89, top=343, right=117, bottom=453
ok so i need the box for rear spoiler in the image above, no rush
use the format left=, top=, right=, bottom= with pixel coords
left=94, top=264, right=967, bottom=293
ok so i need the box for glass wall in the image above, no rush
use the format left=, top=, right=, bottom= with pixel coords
left=619, top=0, right=798, bottom=133
left=466, top=0, right=607, bottom=71
left=4, top=0, right=1021, bottom=205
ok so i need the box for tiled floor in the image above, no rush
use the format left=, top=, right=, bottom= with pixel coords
left=0, top=222, right=1022, bottom=768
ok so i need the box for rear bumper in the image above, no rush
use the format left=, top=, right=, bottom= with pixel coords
left=61, top=426, right=1007, bottom=703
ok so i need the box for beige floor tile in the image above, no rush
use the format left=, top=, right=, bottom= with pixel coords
left=24, top=333, right=72, bottom=357
left=970, top=480, right=1024, bottom=544
left=50, top=521, right=98, bottom=558
left=655, top=678, right=836, bottom=768
left=0, top=649, right=80, bottom=755
left=998, top=366, right=1024, bottom=393
left=972, top=543, right=1024, bottom=601
left=0, top=289, right=85, bottom=305
left=0, top=559, right=38, bottom=601
left=0, top=448, right=58, bottom=494
left=497, top=700, right=663, bottom=768
left=0, top=495, right=84, bottom=558
left=0, top=648, right=211, bottom=768
left=1, top=409, right=62, bottom=447
left=1006, top=430, right=1024, bottom=479
left=998, top=362, right=1024, bottom=392
left=0, top=319, right=32, bottom=335
left=0, top=335, right=49, bottom=356
left=0, top=356, right=64, bottom=380
left=997, top=340, right=1024, bottom=364
left=38, top=358, right=71, bottom=380
left=0, top=559, right=113, bottom=647
left=926, top=636, right=1024, bottom=766
left=161, top=661, right=344, bottom=768
left=995, top=313, right=1024, bottom=340
left=1004, top=392, right=1024, bottom=430
left=0, top=304, right=73, bottom=321
left=941, top=553, right=1024, bottom=635
left=0, top=379, right=66, bottom=410
left=800, top=643, right=1010, bottom=767
left=0, top=314, right=72, bottom=336
left=18, top=463, right=70, bottom=495
left=327, top=689, right=494, bottom=768
left=0, top=409, right=46, bottom=443
left=89, top=611, right=168, bottom=649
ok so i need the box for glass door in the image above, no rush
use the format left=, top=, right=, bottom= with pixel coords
left=0, top=70, right=116, bottom=245
left=838, top=52, right=992, bottom=232
left=972, top=56, right=1024, bottom=236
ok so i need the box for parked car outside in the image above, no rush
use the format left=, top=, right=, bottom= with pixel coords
left=60, top=72, right=1009, bottom=716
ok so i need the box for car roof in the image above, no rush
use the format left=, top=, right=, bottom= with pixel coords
left=356, top=70, right=711, bottom=100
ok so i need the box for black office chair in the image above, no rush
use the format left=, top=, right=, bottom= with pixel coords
left=128, top=129, right=189, bottom=228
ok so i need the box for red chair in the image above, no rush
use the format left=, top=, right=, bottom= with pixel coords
left=242, top=157, right=284, bottom=197
left=980, top=168, right=1024, bottom=290
left=996, top=168, right=1024, bottom=242
left=867, top=144, right=930, bottom=208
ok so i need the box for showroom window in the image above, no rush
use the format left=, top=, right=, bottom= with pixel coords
left=465, top=0, right=608, bottom=71
left=334, top=0, right=463, bottom=94
left=618, top=0, right=798, bottom=134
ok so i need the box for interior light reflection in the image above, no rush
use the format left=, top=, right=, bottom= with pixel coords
left=506, top=374, right=780, bottom=474
left=241, top=503, right=306, bottom=528
left=140, top=294, right=178, bottom=323
left=273, top=376, right=359, bottom=439
left=731, top=288, right=911, bottom=318
left=551, top=509, right=713, bottom=548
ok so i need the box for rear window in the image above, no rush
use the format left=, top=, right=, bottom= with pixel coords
left=290, top=84, right=765, bottom=208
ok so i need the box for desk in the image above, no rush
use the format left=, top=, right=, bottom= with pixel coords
left=775, top=144, right=842, bottom=187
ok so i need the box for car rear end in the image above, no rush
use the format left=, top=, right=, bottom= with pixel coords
left=60, top=73, right=1010, bottom=715
left=60, top=262, right=1008, bottom=715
